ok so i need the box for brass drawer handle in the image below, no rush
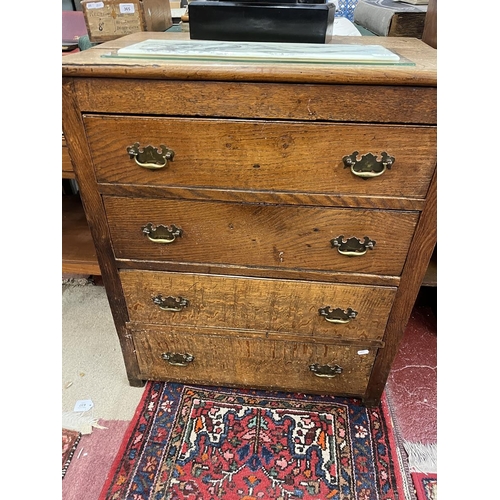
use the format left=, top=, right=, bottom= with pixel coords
left=152, top=295, right=189, bottom=312
left=343, top=151, right=394, bottom=179
left=318, top=306, right=358, bottom=324
left=142, top=223, right=183, bottom=244
left=127, top=142, right=175, bottom=170
left=161, top=352, right=194, bottom=366
left=331, top=235, right=375, bottom=256
left=309, top=363, right=343, bottom=378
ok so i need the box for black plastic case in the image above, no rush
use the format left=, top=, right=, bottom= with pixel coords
left=188, top=0, right=336, bottom=44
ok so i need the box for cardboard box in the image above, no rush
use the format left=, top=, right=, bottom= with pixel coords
left=81, top=0, right=172, bottom=43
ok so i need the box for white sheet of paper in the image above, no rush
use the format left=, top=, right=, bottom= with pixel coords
left=73, top=399, right=94, bottom=412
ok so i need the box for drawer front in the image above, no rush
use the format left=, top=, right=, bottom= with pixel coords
left=131, top=326, right=378, bottom=396
left=104, top=196, right=419, bottom=276
left=84, top=115, right=436, bottom=199
left=121, top=270, right=396, bottom=342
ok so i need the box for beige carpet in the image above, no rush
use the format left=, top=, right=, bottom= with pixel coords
left=62, top=281, right=145, bottom=433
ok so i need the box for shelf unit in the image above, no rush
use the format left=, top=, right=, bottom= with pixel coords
left=421, top=247, right=437, bottom=287
left=62, top=134, right=100, bottom=275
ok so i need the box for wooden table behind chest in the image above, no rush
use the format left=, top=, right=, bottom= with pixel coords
left=62, top=33, right=436, bottom=406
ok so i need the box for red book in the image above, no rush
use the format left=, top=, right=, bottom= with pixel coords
left=62, top=11, right=88, bottom=51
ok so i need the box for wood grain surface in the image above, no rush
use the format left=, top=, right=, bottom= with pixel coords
left=120, top=269, right=396, bottom=342
left=104, top=196, right=419, bottom=276
left=62, top=33, right=437, bottom=86
left=76, top=79, right=436, bottom=124
left=84, top=115, right=436, bottom=200
left=130, top=324, right=378, bottom=396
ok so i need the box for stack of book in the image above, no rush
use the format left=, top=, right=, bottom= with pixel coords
left=353, top=0, right=428, bottom=38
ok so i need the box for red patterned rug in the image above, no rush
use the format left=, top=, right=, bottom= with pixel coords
left=62, top=428, right=81, bottom=479
left=411, top=473, right=437, bottom=500
left=100, top=382, right=413, bottom=499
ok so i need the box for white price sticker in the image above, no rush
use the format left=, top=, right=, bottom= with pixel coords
left=357, top=349, right=370, bottom=355
left=119, top=3, right=135, bottom=13
left=86, top=2, right=104, bottom=8
left=73, top=399, right=94, bottom=412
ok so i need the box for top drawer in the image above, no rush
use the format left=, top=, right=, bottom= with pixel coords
left=83, top=115, right=436, bottom=200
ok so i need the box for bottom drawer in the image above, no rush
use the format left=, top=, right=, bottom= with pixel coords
left=130, top=325, right=378, bottom=397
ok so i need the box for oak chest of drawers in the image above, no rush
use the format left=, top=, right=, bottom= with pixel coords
left=62, top=33, right=436, bottom=406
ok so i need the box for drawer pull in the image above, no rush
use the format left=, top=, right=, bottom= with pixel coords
left=343, top=151, right=394, bottom=179
left=331, top=235, right=376, bottom=256
left=152, top=295, right=189, bottom=312
left=127, top=142, right=175, bottom=170
left=142, top=223, right=183, bottom=244
left=309, top=363, right=343, bottom=378
left=161, top=352, right=194, bottom=366
left=318, top=306, right=358, bottom=324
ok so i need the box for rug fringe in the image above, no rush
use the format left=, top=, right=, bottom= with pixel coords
left=382, top=390, right=418, bottom=500
left=62, top=411, right=107, bottom=435
left=402, top=441, right=437, bottom=474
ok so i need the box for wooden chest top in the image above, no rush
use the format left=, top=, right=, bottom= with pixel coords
left=61, top=32, right=436, bottom=86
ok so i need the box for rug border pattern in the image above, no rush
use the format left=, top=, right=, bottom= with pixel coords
left=100, top=382, right=414, bottom=499
left=62, top=428, right=82, bottom=479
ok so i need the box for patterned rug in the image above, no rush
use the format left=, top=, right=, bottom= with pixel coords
left=384, top=392, right=436, bottom=500
left=411, top=473, right=437, bottom=500
left=403, top=443, right=437, bottom=500
left=62, top=428, right=81, bottom=479
left=100, top=382, right=412, bottom=499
